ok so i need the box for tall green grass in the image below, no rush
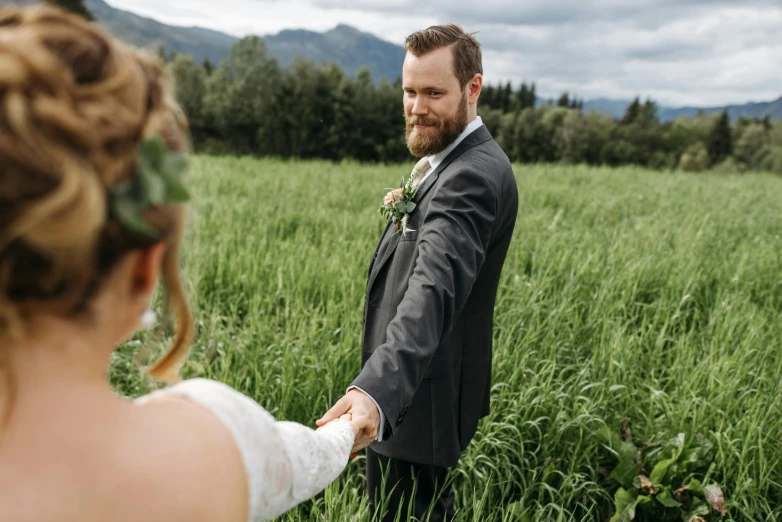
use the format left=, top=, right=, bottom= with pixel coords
left=111, top=158, right=782, bottom=521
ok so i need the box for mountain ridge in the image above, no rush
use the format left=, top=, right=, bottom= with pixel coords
left=6, top=0, right=780, bottom=120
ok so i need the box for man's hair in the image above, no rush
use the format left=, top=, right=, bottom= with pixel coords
left=405, top=24, right=482, bottom=87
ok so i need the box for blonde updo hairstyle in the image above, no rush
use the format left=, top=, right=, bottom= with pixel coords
left=0, top=6, right=194, bottom=383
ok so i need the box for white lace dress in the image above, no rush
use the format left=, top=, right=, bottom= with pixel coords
left=135, top=378, right=354, bottom=522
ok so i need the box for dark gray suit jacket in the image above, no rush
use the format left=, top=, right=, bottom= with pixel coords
left=351, top=125, right=519, bottom=467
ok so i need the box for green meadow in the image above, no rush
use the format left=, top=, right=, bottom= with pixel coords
left=112, top=158, right=782, bottom=521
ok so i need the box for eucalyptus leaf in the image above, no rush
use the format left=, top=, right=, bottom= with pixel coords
left=112, top=197, right=157, bottom=237
left=161, top=152, right=188, bottom=175
left=137, top=164, right=166, bottom=205
left=108, top=136, right=191, bottom=237
left=406, top=201, right=417, bottom=213
left=163, top=174, right=190, bottom=203
left=139, top=136, right=167, bottom=168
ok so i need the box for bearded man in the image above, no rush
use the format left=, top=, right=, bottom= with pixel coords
left=318, top=24, right=519, bottom=521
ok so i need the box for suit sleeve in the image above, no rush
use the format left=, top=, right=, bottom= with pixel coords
left=350, top=167, right=498, bottom=438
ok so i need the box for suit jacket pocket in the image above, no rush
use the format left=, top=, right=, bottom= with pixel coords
left=423, top=354, right=447, bottom=379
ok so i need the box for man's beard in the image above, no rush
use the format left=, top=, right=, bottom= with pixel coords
left=405, top=95, right=469, bottom=157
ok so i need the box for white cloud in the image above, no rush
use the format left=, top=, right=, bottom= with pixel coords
left=104, top=0, right=782, bottom=107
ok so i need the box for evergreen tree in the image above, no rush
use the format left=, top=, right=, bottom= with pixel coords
left=621, top=97, right=642, bottom=125
left=707, top=110, right=733, bottom=165
left=501, top=81, right=513, bottom=112
left=481, top=85, right=496, bottom=110
left=640, top=99, right=658, bottom=125
left=514, top=83, right=529, bottom=111
left=557, top=92, right=570, bottom=108
left=527, top=83, right=537, bottom=109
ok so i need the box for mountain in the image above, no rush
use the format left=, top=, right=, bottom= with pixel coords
left=582, top=98, right=640, bottom=119
left=5, top=0, right=403, bottom=81
left=5, top=0, right=238, bottom=64
left=583, top=96, right=782, bottom=122
left=264, top=24, right=404, bottom=82
left=657, top=96, right=782, bottom=122
left=5, top=0, right=780, bottom=118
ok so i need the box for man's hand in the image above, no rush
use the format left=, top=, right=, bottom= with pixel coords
left=317, top=389, right=380, bottom=454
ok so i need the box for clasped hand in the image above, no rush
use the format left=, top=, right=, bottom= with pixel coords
left=316, top=389, right=381, bottom=455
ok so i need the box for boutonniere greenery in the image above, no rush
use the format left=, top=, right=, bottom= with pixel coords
left=379, top=168, right=422, bottom=234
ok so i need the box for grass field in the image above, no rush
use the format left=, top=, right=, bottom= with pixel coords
left=111, top=157, right=782, bottom=521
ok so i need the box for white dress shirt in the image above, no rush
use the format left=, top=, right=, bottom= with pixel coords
left=419, top=115, right=484, bottom=186
left=350, top=115, right=485, bottom=441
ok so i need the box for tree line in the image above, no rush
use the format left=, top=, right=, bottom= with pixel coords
left=168, top=37, right=781, bottom=173
left=38, top=0, right=782, bottom=174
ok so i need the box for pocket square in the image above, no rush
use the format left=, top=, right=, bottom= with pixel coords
left=404, top=227, right=417, bottom=234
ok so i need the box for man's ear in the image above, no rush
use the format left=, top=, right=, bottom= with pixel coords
left=468, top=73, right=483, bottom=104
left=131, top=243, right=167, bottom=302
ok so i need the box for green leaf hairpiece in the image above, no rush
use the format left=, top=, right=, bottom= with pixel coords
left=109, top=137, right=190, bottom=237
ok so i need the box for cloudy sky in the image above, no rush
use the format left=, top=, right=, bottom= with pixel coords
left=105, top=0, right=781, bottom=107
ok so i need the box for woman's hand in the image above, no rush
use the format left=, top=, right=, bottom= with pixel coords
left=318, top=412, right=371, bottom=454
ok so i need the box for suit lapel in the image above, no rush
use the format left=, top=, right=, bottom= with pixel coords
left=366, top=125, right=494, bottom=294
left=413, top=125, right=493, bottom=205
left=367, top=221, right=400, bottom=292
left=368, top=221, right=393, bottom=274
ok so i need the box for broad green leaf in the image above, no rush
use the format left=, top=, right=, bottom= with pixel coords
left=636, top=495, right=652, bottom=505
left=649, top=436, right=685, bottom=485
left=609, top=488, right=638, bottom=522
left=649, top=457, right=674, bottom=484
left=406, top=201, right=417, bottom=213
left=395, top=201, right=407, bottom=213
left=611, top=441, right=641, bottom=488
left=655, top=487, right=681, bottom=508
left=687, top=478, right=704, bottom=494
left=687, top=497, right=710, bottom=519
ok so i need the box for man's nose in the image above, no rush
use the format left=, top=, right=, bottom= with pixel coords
left=411, top=96, right=428, bottom=115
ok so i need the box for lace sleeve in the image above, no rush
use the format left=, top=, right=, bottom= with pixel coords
left=135, top=378, right=354, bottom=522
